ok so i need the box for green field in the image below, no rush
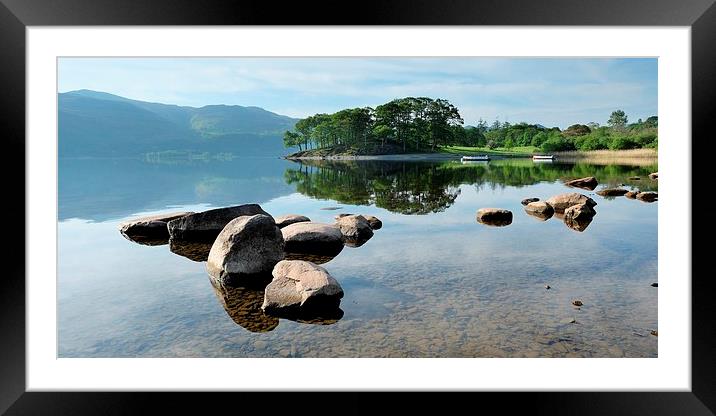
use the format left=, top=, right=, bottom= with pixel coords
left=439, top=145, right=539, bottom=157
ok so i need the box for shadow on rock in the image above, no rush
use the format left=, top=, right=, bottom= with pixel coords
left=120, top=233, right=169, bottom=246
left=208, top=274, right=279, bottom=333
left=284, top=251, right=339, bottom=265
left=170, top=239, right=213, bottom=262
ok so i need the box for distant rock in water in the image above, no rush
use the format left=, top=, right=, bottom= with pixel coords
left=596, top=188, right=629, bottom=197
left=335, top=215, right=374, bottom=247
left=563, top=203, right=596, bottom=232
left=521, top=197, right=540, bottom=206
left=636, top=192, right=658, bottom=202
left=320, top=207, right=343, bottom=210
left=206, top=214, right=285, bottom=285
left=274, top=214, right=311, bottom=229
left=628, top=176, right=641, bottom=180
left=546, top=193, right=597, bottom=213
left=649, top=172, right=658, bottom=180
left=335, top=213, right=382, bottom=230
left=208, top=275, right=278, bottom=333
left=625, top=190, right=641, bottom=199
left=476, top=208, right=513, bottom=226
left=169, top=239, right=213, bottom=262
left=119, top=211, right=193, bottom=244
left=282, top=222, right=345, bottom=258
left=167, top=204, right=270, bottom=241
left=564, top=177, right=598, bottom=190
left=524, top=201, right=554, bottom=221
left=262, top=260, right=344, bottom=315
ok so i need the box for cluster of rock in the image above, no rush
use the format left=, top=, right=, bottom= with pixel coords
left=119, top=204, right=383, bottom=328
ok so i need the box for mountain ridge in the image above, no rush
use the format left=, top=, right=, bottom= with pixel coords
left=59, top=90, right=299, bottom=157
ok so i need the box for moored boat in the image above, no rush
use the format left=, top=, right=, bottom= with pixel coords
left=532, top=154, right=555, bottom=161
left=461, top=155, right=490, bottom=161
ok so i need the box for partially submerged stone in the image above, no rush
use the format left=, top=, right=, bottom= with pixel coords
left=476, top=208, right=513, bottom=226
left=648, top=172, right=658, bottom=180
left=363, top=215, right=383, bottom=230
left=169, top=239, right=213, bottom=262
left=596, top=188, right=629, bottom=197
left=206, top=214, right=285, bottom=284
left=167, top=204, right=270, bottom=241
left=274, top=214, right=311, bottom=229
left=119, top=211, right=193, bottom=244
left=521, top=197, right=540, bottom=206
left=563, top=203, right=596, bottom=232
left=564, top=176, right=598, bottom=190
left=335, top=214, right=374, bottom=247
left=262, top=260, right=344, bottom=313
left=625, top=190, right=641, bottom=199
left=282, top=222, right=345, bottom=258
left=636, top=191, right=658, bottom=202
left=545, top=193, right=597, bottom=213
left=209, top=275, right=278, bottom=333
left=524, top=201, right=554, bottom=221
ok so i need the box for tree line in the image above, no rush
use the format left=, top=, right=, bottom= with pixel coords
left=283, top=97, right=658, bottom=153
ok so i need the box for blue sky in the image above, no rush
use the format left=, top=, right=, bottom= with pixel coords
left=58, top=57, right=657, bottom=128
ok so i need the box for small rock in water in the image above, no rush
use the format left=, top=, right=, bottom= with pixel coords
left=650, top=330, right=658, bottom=337
left=648, top=172, right=658, bottom=180
left=476, top=208, right=513, bottom=226
left=545, top=285, right=551, bottom=290
left=521, top=197, right=540, bottom=206
left=274, top=214, right=311, bottom=229
left=651, top=282, right=658, bottom=287
left=636, top=191, right=658, bottom=202
left=320, top=207, right=343, bottom=210
left=628, top=176, right=641, bottom=180
left=564, top=176, right=598, bottom=191
left=571, top=300, right=583, bottom=307
left=625, top=190, right=641, bottom=199
left=596, top=188, right=629, bottom=197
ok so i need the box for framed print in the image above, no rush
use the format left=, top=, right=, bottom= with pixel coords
left=2, top=0, right=713, bottom=414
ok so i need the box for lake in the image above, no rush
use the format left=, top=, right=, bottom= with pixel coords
left=58, top=156, right=658, bottom=357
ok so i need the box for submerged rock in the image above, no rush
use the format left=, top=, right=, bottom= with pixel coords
left=119, top=211, right=193, bottom=244
left=167, top=204, right=270, bottom=241
left=476, top=208, right=513, bottom=226
left=262, top=260, right=344, bottom=313
left=563, top=203, right=596, bottom=232
left=572, top=300, right=583, bottom=307
left=625, top=190, right=641, bottom=199
left=521, top=197, right=540, bottom=206
left=206, top=214, right=285, bottom=284
left=209, top=275, right=279, bottom=333
left=524, top=201, right=554, bottom=221
left=636, top=191, right=658, bottom=202
left=564, top=176, right=598, bottom=190
left=546, top=193, right=597, bottom=213
left=282, top=222, right=345, bottom=258
left=169, top=239, right=213, bottom=262
left=596, top=188, right=629, bottom=197
left=335, top=214, right=374, bottom=247
left=274, top=214, right=311, bottom=229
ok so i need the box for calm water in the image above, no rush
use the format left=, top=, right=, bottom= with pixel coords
left=58, top=156, right=658, bottom=357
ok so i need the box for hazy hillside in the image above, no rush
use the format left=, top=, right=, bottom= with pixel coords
left=58, top=90, right=298, bottom=157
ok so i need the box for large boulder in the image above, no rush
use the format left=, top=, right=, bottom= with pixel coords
left=335, top=214, right=374, bottom=247
left=546, top=193, right=597, bottom=213
left=206, top=214, right=285, bottom=284
left=476, top=208, right=513, bottom=226
left=636, top=191, right=658, bottom=202
left=262, top=260, right=344, bottom=313
left=563, top=203, right=596, bottom=232
left=274, top=214, right=311, bottom=229
left=119, top=211, right=193, bottom=244
left=282, top=222, right=345, bottom=257
left=596, top=188, right=629, bottom=197
left=524, top=201, right=554, bottom=221
left=521, top=197, right=540, bottom=206
left=565, top=177, right=598, bottom=190
left=167, top=204, right=270, bottom=240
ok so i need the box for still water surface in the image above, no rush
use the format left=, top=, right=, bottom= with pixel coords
left=58, top=157, right=658, bottom=357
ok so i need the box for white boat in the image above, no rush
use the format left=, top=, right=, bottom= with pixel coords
left=461, top=155, right=490, bottom=161
left=532, top=154, right=555, bottom=160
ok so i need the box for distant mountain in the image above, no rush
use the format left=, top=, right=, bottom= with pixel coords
left=58, top=90, right=299, bottom=157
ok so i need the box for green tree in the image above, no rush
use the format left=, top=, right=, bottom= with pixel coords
left=608, top=110, right=628, bottom=129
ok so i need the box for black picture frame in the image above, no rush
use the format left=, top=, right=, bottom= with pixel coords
left=1, top=0, right=711, bottom=414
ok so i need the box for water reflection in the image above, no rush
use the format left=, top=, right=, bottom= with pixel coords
left=120, top=233, right=168, bottom=246
left=285, top=159, right=658, bottom=215
left=170, top=239, right=213, bottom=262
